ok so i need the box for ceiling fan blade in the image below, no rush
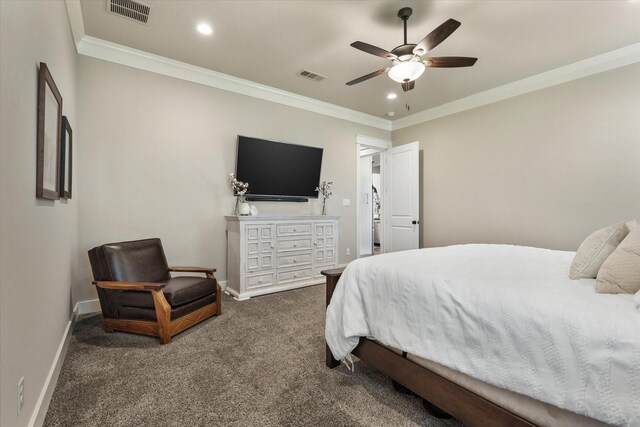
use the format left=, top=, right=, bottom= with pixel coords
left=346, top=68, right=389, bottom=86
left=413, top=19, right=461, bottom=55
left=351, top=41, right=397, bottom=60
left=401, top=80, right=415, bottom=92
left=424, top=56, right=477, bottom=68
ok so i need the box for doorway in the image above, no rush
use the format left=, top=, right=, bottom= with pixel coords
left=358, top=151, right=384, bottom=256
left=356, top=135, right=391, bottom=257
left=372, top=154, right=382, bottom=255
left=356, top=136, right=420, bottom=258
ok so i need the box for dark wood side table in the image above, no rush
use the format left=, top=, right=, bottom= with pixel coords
left=321, top=267, right=345, bottom=368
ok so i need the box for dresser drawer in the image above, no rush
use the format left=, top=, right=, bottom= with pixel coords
left=277, top=252, right=311, bottom=268
left=277, top=238, right=312, bottom=253
left=277, top=268, right=313, bottom=284
left=246, top=272, right=274, bottom=289
left=277, top=223, right=311, bottom=236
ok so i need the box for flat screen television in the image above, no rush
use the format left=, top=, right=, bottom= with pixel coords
left=235, top=136, right=323, bottom=201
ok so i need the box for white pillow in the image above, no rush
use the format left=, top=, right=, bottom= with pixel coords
left=596, top=226, right=640, bottom=294
left=569, top=221, right=636, bottom=280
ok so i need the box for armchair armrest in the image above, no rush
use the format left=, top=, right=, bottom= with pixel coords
left=169, top=266, right=217, bottom=274
left=93, top=281, right=166, bottom=291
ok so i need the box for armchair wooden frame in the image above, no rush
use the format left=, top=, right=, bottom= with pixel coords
left=93, top=267, right=221, bottom=344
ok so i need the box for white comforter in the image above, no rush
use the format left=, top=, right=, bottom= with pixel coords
left=325, top=244, right=640, bottom=426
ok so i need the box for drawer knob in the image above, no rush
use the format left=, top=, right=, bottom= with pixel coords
left=293, top=259, right=297, bottom=263
left=271, top=244, right=275, bottom=249
left=259, top=279, right=263, bottom=284
left=294, top=243, right=298, bottom=247
left=293, top=228, right=297, bottom=232
left=294, top=274, right=298, bottom=278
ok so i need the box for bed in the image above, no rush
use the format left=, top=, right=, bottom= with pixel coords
left=324, top=244, right=640, bottom=426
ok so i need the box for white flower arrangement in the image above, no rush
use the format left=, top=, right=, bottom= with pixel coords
left=316, top=181, right=333, bottom=200
left=229, top=173, right=249, bottom=196
left=316, top=181, right=333, bottom=215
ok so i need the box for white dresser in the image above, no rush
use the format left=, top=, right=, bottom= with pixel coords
left=225, top=215, right=340, bottom=300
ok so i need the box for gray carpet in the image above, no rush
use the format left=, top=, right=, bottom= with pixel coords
left=45, top=285, right=464, bottom=426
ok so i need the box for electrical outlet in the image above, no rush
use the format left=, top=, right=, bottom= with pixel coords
left=17, top=376, right=24, bottom=415
left=346, top=248, right=351, bottom=256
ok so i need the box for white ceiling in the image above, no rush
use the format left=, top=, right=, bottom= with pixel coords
left=80, top=0, right=640, bottom=120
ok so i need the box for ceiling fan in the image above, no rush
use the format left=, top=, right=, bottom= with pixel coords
left=346, top=7, right=477, bottom=92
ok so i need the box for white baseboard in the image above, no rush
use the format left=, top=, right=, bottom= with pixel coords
left=76, top=298, right=101, bottom=315
left=29, top=303, right=81, bottom=427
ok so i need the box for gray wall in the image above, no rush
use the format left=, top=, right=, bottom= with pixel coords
left=0, top=2, right=78, bottom=426
left=392, top=63, right=640, bottom=251
left=75, top=56, right=390, bottom=303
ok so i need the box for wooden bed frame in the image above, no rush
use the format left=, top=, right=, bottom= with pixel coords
left=322, top=268, right=537, bottom=427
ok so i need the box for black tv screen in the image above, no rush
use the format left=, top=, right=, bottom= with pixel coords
left=235, top=136, right=323, bottom=201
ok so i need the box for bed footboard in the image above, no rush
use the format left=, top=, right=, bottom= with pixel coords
left=321, top=267, right=344, bottom=368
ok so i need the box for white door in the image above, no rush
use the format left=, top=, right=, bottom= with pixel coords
left=384, top=142, right=419, bottom=252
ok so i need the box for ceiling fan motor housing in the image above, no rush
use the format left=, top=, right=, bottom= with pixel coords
left=391, top=44, right=417, bottom=61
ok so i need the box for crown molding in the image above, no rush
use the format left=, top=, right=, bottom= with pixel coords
left=64, top=0, right=85, bottom=50
left=356, top=134, right=392, bottom=149
left=65, top=0, right=639, bottom=133
left=75, top=36, right=392, bottom=131
left=392, top=42, right=640, bottom=130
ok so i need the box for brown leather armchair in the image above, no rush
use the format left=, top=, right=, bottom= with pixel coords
left=88, top=238, right=221, bottom=344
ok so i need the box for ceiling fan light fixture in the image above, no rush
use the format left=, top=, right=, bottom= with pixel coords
left=388, top=61, right=425, bottom=83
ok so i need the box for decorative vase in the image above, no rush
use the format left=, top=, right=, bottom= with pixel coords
left=250, top=205, right=259, bottom=216
left=321, top=198, right=327, bottom=215
left=235, top=195, right=249, bottom=215
left=239, top=201, right=251, bottom=216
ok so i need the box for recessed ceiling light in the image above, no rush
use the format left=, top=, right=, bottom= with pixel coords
left=387, top=93, right=397, bottom=100
left=386, top=111, right=395, bottom=117
left=197, top=23, right=213, bottom=35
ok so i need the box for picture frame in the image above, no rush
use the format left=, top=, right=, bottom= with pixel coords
left=59, top=116, right=72, bottom=199
left=36, top=62, right=63, bottom=200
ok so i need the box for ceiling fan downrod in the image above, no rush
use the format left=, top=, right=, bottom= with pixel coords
left=398, top=7, right=412, bottom=45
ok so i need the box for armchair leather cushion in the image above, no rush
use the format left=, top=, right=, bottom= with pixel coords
left=118, top=276, right=217, bottom=309
left=91, top=238, right=171, bottom=283
left=119, top=293, right=217, bottom=322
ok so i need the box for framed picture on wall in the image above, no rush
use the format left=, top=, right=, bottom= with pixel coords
left=36, top=62, right=63, bottom=200
left=59, top=116, right=72, bottom=199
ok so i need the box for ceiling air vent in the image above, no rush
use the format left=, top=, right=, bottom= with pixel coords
left=297, top=70, right=326, bottom=82
left=107, top=0, right=151, bottom=24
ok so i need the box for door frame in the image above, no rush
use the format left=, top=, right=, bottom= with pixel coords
left=356, top=134, right=392, bottom=258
